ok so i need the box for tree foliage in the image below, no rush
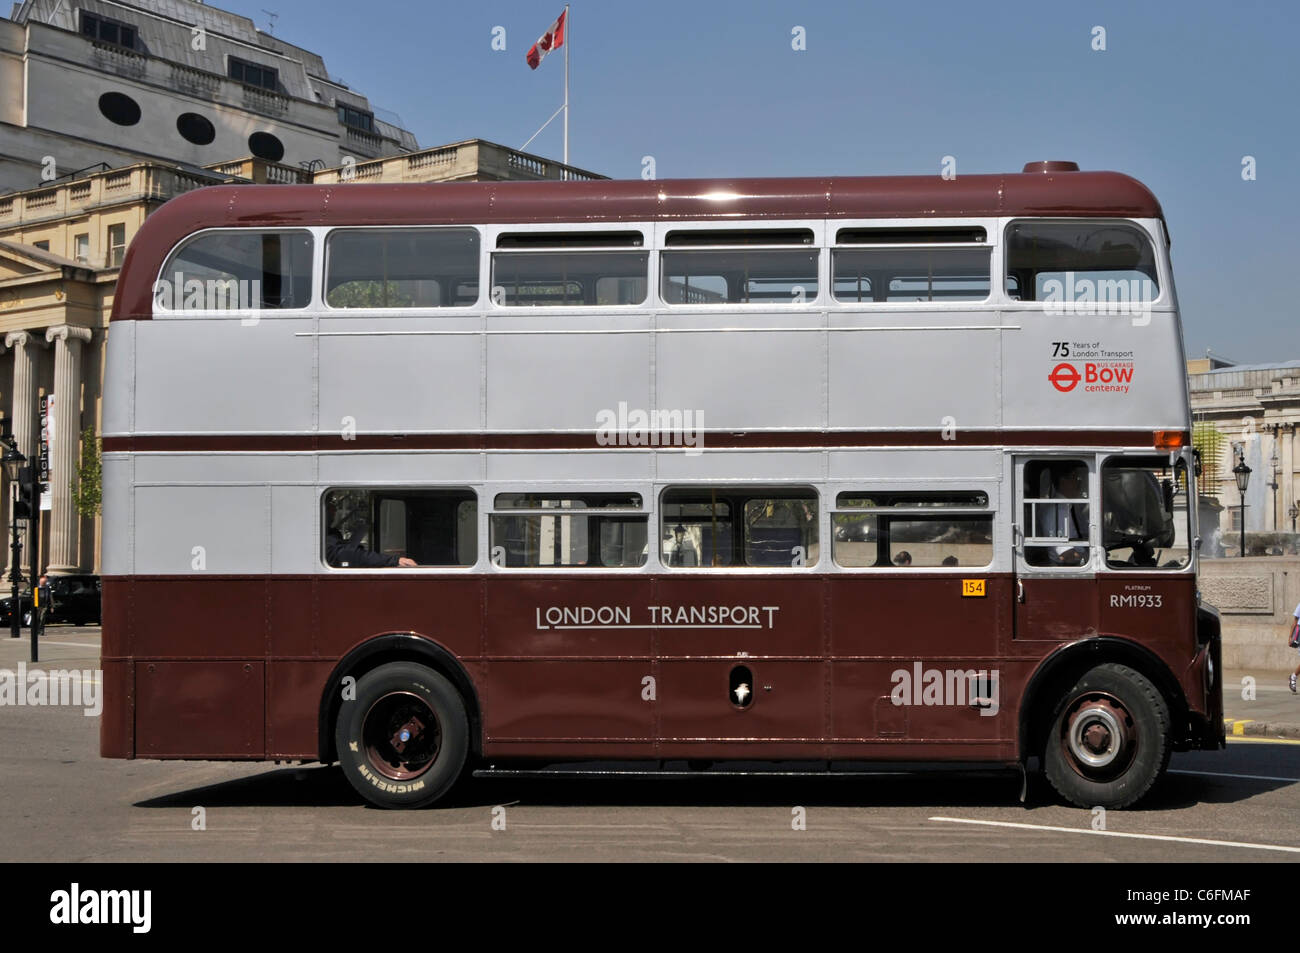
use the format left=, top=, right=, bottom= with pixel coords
left=71, top=427, right=102, bottom=518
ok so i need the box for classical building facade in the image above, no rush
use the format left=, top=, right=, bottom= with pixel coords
left=1189, top=357, right=1300, bottom=554
left=0, top=140, right=605, bottom=578
left=1, top=0, right=419, bottom=194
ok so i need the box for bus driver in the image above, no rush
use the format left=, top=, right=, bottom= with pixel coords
left=1042, top=464, right=1089, bottom=566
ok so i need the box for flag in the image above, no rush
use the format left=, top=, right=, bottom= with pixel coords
left=526, top=9, right=566, bottom=70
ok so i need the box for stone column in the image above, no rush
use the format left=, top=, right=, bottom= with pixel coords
left=45, top=325, right=93, bottom=575
left=0, top=337, right=8, bottom=582
left=4, top=331, right=42, bottom=582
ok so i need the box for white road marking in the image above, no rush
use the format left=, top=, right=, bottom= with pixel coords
left=929, top=816, right=1300, bottom=854
left=1170, top=768, right=1300, bottom=783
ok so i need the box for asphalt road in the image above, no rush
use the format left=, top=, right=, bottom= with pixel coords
left=3, top=627, right=1299, bottom=863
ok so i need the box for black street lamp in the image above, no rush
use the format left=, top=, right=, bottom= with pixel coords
left=0, top=426, right=26, bottom=642
left=1233, top=452, right=1252, bottom=558
left=1267, top=448, right=1280, bottom=530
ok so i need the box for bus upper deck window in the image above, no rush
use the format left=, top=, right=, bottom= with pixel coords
left=661, top=229, right=818, bottom=305
left=490, top=232, right=648, bottom=308
left=326, top=228, right=480, bottom=308
left=1004, top=221, right=1159, bottom=306
left=157, top=230, right=313, bottom=311
left=832, top=247, right=991, bottom=303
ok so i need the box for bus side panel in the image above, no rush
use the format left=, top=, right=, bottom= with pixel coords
left=315, top=576, right=484, bottom=660
left=483, top=577, right=654, bottom=745
left=1096, top=574, right=1198, bottom=678
left=99, top=659, right=134, bottom=759
left=830, top=576, right=1010, bottom=745
left=130, top=578, right=267, bottom=657
left=99, top=575, right=133, bottom=758
left=268, top=660, right=335, bottom=758
left=135, top=661, right=265, bottom=758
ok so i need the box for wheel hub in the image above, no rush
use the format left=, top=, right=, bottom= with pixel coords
left=1062, top=692, right=1136, bottom=777
left=362, top=691, right=442, bottom=781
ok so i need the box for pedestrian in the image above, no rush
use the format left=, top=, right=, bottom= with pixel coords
left=37, top=573, right=50, bottom=628
left=1289, top=599, right=1300, bottom=694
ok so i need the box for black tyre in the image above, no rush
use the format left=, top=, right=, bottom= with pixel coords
left=335, top=662, right=468, bottom=809
left=1044, top=663, right=1170, bottom=809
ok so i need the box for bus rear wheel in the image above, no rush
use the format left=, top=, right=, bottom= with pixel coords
left=1043, top=663, right=1170, bottom=810
left=335, top=662, right=468, bottom=809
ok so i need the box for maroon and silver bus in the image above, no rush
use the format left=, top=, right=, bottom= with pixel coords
left=100, top=161, right=1224, bottom=809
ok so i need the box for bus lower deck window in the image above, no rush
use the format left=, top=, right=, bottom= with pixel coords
left=490, top=493, right=648, bottom=568
left=323, top=489, right=476, bottom=568
left=662, top=488, right=818, bottom=568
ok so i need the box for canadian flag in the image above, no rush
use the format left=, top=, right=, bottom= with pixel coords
left=526, top=9, right=566, bottom=70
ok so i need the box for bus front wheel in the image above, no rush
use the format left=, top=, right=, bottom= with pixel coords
left=335, top=662, right=468, bottom=809
left=1043, top=663, right=1170, bottom=810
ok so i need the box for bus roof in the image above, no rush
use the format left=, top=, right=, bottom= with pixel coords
left=113, top=166, right=1165, bottom=321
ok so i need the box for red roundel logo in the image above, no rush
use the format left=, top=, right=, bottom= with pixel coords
left=1048, top=362, right=1081, bottom=392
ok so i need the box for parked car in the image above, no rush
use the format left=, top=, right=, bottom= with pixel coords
left=0, top=574, right=101, bottom=627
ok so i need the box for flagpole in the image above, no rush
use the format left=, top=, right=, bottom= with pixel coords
left=563, top=4, right=570, bottom=173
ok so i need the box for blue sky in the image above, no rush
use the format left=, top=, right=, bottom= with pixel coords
left=233, top=0, right=1296, bottom=362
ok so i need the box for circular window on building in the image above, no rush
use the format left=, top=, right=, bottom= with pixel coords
left=248, top=131, right=285, bottom=162
left=176, top=112, right=216, bottom=146
left=98, top=92, right=141, bottom=126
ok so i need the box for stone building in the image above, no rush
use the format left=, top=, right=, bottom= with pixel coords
left=1188, top=356, right=1300, bottom=555
left=1, top=0, right=418, bottom=193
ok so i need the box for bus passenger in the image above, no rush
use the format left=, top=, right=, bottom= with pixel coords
left=894, top=551, right=912, bottom=566
left=668, top=524, right=698, bottom=567
left=324, top=494, right=417, bottom=568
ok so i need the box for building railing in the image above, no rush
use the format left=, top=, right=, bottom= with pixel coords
left=313, top=139, right=608, bottom=184
left=89, top=39, right=147, bottom=81
left=241, top=85, right=290, bottom=118
left=0, top=163, right=226, bottom=226
left=1190, top=367, right=1300, bottom=394
left=170, top=62, right=221, bottom=98
left=407, top=147, right=458, bottom=171
left=346, top=126, right=384, bottom=154
left=204, top=157, right=312, bottom=184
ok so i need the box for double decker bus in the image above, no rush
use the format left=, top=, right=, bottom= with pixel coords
left=99, top=160, right=1223, bottom=809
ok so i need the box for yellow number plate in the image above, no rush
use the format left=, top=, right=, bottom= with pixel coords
left=962, top=579, right=986, bottom=597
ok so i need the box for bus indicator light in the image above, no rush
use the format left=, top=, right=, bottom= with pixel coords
left=1154, top=430, right=1186, bottom=450
left=962, top=579, right=986, bottom=597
